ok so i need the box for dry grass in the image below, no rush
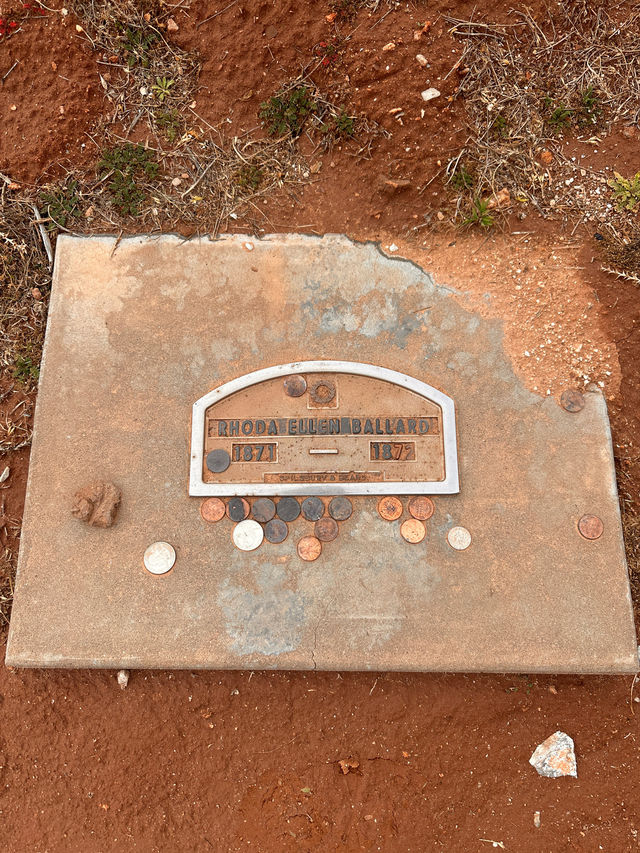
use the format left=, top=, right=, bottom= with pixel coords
left=70, top=0, right=200, bottom=135
left=0, top=184, right=51, bottom=389
left=447, top=1, right=640, bottom=232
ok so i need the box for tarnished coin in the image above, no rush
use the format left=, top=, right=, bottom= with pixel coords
left=206, top=448, right=231, bottom=473
left=200, top=497, right=226, bottom=523
left=310, top=378, right=336, bottom=405
left=283, top=375, right=307, bottom=397
left=400, top=518, right=426, bottom=544
left=314, top=516, right=338, bottom=542
left=378, top=496, right=403, bottom=521
left=447, top=526, right=472, bottom=551
left=143, top=541, right=176, bottom=575
left=265, top=518, right=288, bottom=543
left=408, top=496, right=434, bottom=521
left=276, top=497, right=301, bottom=522
left=227, top=497, right=250, bottom=522
left=252, top=497, right=276, bottom=523
left=297, top=535, right=322, bottom=562
left=329, top=496, right=352, bottom=521
left=233, top=519, right=264, bottom=551
left=560, top=389, right=585, bottom=413
left=578, top=514, right=604, bottom=540
left=302, top=496, right=325, bottom=521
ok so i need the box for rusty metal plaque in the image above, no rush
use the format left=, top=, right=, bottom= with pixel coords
left=189, top=361, right=459, bottom=496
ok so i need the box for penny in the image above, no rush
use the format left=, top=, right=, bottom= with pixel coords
left=206, top=448, right=231, bottom=473
left=314, top=516, right=338, bottom=542
left=578, top=514, right=604, bottom=540
left=232, top=519, right=264, bottom=551
left=301, top=496, right=325, bottom=521
left=400, top=518, right=426, bottom=544
left=408, top=496, right=434, bottom=521
left=378, top=496, right=403, bottom=521
left=264, top=518, right=288, bottom=543
left=276, top=497, right=301, bottom=522
left=329, top=496, right=352, bottom=521
left=227, top=497, right=250, bottom=522
left=200, top=497, right=226, bottom=523
left=283, top=375, right=307, bottom=397
left=447, top=526, right=472, bottom=551
left=143, top=541, right=175, bottom=575
left=252, top=497, right=276, bottom=523
left=560, top=389, right=585, bottom=413
left=297, top=535, right=322, bottom=562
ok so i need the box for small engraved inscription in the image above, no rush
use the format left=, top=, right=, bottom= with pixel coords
left=232, top=443, right=277, bottom=463
left=264, top=471, right=382, bottom=484
left=370, top=442, right=416, bottom=461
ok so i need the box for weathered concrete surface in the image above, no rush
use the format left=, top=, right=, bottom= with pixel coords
left=6, top=234, right=638, bottom=672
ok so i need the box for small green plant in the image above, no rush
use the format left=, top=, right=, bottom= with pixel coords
left=117, top=24, right=158, bottom=69
left=156, top=108, right=182, bottom=144
left=450, top=162, right=474, bottom=192
left=259, top=86, right=317, bottom=137
left=98, top=144, right=159, bottom=216
left=463, top=198, right=494, bottom=228
left=608, top=171, right=640, bottom=211
left=234, top=163, right=264, bottom=191
left=39, top=179, right=81, bottom=231
left=544, top=96, right=572, bottom=131
left=13, top=355, right=39, bottom=384
left=152, top=76, right=174, bottom=102
left=491, top=114, right=509, bottom=139
left=579, top=85, right=601, bottom=123
left=331, top=109, right=356, bottom=138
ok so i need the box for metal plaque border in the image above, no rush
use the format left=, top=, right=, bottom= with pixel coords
left=189, top=361, right=459, bottom=496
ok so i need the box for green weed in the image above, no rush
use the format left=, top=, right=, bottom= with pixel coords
left=259, top=86, right=317, bottom=137
left=608, top=171, right=640, bottom=211
left=234, top=163, right=264, bottom=191
left=98, top=144, right=159, bottom=216
left=450, top=163, right=474, bottom=191
left=152, top=76, right=174, bottom=103
left=39, top=179, right=81, bottom=231
left=463, top=198, right=494, bottom=228
left=117, top=23, right=158, bottom=69
left=156, top=108, right=182, bottom=144
left=13, top=355, right=39, bottom=385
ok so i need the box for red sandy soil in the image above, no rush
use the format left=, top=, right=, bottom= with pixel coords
left=1, top=2, right=640, bottom=851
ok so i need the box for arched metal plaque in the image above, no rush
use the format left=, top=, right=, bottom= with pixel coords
left=189, top=361, right=459, bottom=496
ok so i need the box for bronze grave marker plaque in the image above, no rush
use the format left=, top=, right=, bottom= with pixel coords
left=189, top=361, right=459, bottom=496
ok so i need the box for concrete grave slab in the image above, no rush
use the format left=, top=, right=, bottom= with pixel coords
left=6, top=234, right=638, bottom=672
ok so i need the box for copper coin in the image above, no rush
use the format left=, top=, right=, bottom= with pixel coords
left=227, top=497, right=250, bottom=522
left=378, top=496, right=403, bottom=521
left=314, top=516, right=338, bottom=542
left=302, top=496, right=325, bottom=521
left=284, top=375, right=307, bottom=397
left=297, top=535, right=322, bottom=562
left=265, top=518, right=288, bottom=543
left=276, top=497, right=301, bottom=522
left=408, top=496, right=434, bottom=521
left=560, top=389, right=585, bottom=413
left=200, top=497, right=226, bottom=523
left=252, top=497, right=276, bottom=523
left=329, top=496, right=352, bottom=521
left=578, top=514, right=604, bottom=540
left=400, top=518, right=426, bottom=544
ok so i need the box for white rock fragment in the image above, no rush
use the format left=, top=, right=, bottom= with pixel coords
left=533, top=811, right=541, bottom=828
left=387, top=243, right=399, bottom=253
left=416, top=54, right=428, bottom=66
left=421, top=88, right=441, bottom=102
left=0, top=466, right=9, bottom=483
left=529, top=731, right=577, bottom=778
left=117, top=669, right=130, bottom=690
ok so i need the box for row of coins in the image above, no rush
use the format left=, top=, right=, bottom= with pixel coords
left=200, top=495, right=354, bottom=559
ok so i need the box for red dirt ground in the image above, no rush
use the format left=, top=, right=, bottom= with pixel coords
left=1, top=2, right=640, bottom=851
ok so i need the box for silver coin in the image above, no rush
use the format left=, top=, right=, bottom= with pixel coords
left=143, top=541, right=176, bottom=575
left=233, top=519, right=264, bottom=551
left=447, top=526, right=471, bottom=551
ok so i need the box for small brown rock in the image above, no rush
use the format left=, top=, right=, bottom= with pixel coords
left=540, top=149, right=553, bottom=165
left=487, top=187, right=511, bottom=210
left=382, top=42, right=396, bottom=51
left=31, top=288, right=42, bottom=300
left=72, top=481, right=121, bottom=528
left=166, top=17, right=179, bottom=32
left=384, top=178, right=411, bottom=192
